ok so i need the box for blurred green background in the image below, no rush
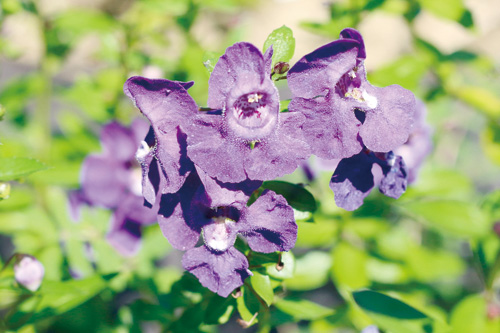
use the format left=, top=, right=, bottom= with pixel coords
left=1, top=0, right=500, bottom=332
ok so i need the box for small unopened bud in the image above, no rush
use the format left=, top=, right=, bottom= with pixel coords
left=276, top=261, right=284, bottom=271
left=231, top=287, right=242, bottom=298
left=14, top=255, right=45, bottom=292
left=273, top=62, right=290, bottom=76
left=0, top=182, right=10, bottom=200
left=493, top=222, right=500, bottom=237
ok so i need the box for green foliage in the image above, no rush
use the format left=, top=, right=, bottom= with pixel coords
left=0, top=157, right=48, bottom=181
left=263, top=25, right=295, bottom=68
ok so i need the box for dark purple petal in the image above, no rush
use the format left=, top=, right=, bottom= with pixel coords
left=187, top=114, right=248, bottom=183
left=244, top=112, right=311, bottom=180
left=329, top=152, right=376, bottom=211
left=100, top=122, right=138, bottom=162
left=157, top=172, right=206, bottom=251
left=339, top=28, right=366, bottom=59
left=238, top=190, right=297, bottom=253
left=359, top=83, right=416, bottom=153
left=288, top=96, right=362, bottom=159
left=287, top=39, right=360, bottom=99
left=377, top=153, right=408, bottom=199
left=182, top=246, right=251, bottom=297
left=80, top=155, right=129, bottom=208
left=124, top=76, right=196, bottom=194
left=196, top=166, right=261, bottom=207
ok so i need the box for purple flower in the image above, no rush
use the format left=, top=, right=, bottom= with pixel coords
left=14, top=255, right=44, bottom=292
left=287, top=28, right=416, bottom=160
left=158, top=168, right=296, bottom=297
left=394, top=99, right=433, bottom=183
left=186, top=42, right=310, bottom=183
left=124, top=77, right=197, bottom=205
left=330, top=149, right=408, bottom=211
left=74, top=120, right=157, bottom=256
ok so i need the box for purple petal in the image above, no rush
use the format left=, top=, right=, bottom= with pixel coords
left=80, top=155, right=129, bottom=208
left=124, top=76, right=196, bottom=193
left=244, top=112, right=311, bottom=180
left=287, top=39, right=360, bottom=99
left=157, top=172, right=206, bottom=251
left=182, top=246, right=251, bottom=297
left=67, top=190, right=86, bottom=222
left=238, top=190, right=297, bottom=253
left=377, top=153, right=408, bottom=199
left=339, top=28, right=366, bottom=59
left=329, top=152, right=376, bottom=211
left=263, top=45, right=273, bottom=75
left=394, top=99, right=433, bottom=183
left=106, top=194, right=157, bottom=256
left=100, top=122, right=138, bottom=162
left=208, top=42, right=267, bottom=110
left=288, top=96, right=362, bottom=159
left=359, top=83, right=416, bottom=153
left=186, top=114, right=248, bottom=183
left=196, top=166, right=261, bottom=207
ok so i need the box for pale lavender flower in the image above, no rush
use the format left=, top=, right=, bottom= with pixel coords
left=73, top=120, right=157, bottom=256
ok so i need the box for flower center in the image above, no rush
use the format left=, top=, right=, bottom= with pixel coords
left=227, top=91, right=279, bottom=141
left=335, top=68, right=378, bottom=110
left=232, top=92, right=267, bottom=125
left=203, top=217, right=237, bottom=252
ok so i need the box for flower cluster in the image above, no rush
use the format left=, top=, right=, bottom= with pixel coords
left=117, top=28, right=426, bottom=296
left=70, top=120, right=158, bottom=256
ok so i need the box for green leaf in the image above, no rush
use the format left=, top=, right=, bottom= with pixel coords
left=265, top=251, right=295, bottom=280
left=481, top=121, right=500, bottom=166
left=353, top=289, right=427, bottom=319
left=285, top=251, right=331, bottom=291
left=274, top=298, right=334, bottom=321
left=331, top=242, right=369, bottom=290
left=450, top=295, right=500, bottom=333
left=31, top=275, right=108, bottom=321
left=402, top=199, right=489, bottom=238
left=249, top=272, right=274, bottom=306
left=236, top=286, right=260, bottom=326
left=454, top=86, right=500, bottom=120
left=262, top=181, right=317, bottom=212
left=0, top=157, right=48, bottom=181
left=419, top=0, right=468, bottom=22
left=263, top=25, right=295, bottom=68
left=204, top=295, right=236, bottom=325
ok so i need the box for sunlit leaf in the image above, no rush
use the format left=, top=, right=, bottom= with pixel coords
left=263, top=25, right=295, bottom=68
left=274, top=298, right=334, bottom=321
left=0, top=157, right=48, bottom=181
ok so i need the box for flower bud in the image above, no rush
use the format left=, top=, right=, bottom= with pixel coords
left=14, top=255, right=45, bottom=292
